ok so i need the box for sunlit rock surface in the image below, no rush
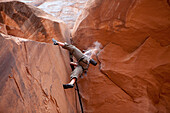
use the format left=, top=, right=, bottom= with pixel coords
left=37, top=0, right=88, bottom=29
left=72, top=0, right=170, bottom=113
left=0, top=1, right=71, bottom=43
left=0, top=0, right=170, bottom=113
left=0, top=33, right=78, bottom=113
left=1, top=0, right=88, bottom=29
left=0, top=1, right=81, bottom=113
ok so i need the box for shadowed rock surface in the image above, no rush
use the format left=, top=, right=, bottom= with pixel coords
left=72, top=0, right=170, bottom=113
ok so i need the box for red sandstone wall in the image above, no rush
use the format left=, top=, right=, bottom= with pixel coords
left=0, top=0, right=170, bottom=113
left=0, top=1, right=79, bottom=113
left=0, top=1, right=71, bottom=43
left=0, top=33, right=77, bottom=113
left=72, top=0, right=170, bottom=113
left=0, top=0, right=88, bottom=29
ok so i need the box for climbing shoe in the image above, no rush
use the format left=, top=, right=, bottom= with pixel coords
left=63, top=84, right=74, bottom=89
left=52, top=38, right=58, bottom=45
left=90, top=59, right=97, bottom=66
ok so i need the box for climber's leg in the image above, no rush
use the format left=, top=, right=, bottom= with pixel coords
left=70, top=65, right=83, bottom=80
left=69, top=78, right=77, bottom=84
left=63, top=44, right=84, bottom=61
left=63, top=66, right=83, bottom=89
left=63, top=78, right=76, bottom=89
left=52, top=38, right=83, bottom=60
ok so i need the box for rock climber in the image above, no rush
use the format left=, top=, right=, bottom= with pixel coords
left=52, top=38, right=97, bottom=89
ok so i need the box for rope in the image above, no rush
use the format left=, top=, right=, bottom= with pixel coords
left=75, top=82, right=84, bottom=113
left=75, top=86, right=78, bottom=113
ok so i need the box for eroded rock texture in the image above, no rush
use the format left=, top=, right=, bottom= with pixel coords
left=1, top=0, right=88, bottom=29
left=0, top=1, right=70, bottom=43
left=37, top=0, right=88, bottom=29
left=0, top=33, right=78, bottom=113
left=0, top=1, right=81, bottom=113
left=72, top=0, right=170, bottom=113
left=0, top=0, right=170, bottom=113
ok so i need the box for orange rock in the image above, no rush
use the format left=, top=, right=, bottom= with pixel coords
left=0, top=0, right=170, bottom=113
left=72, top=0, right=170, bottom=113
left=0, top=0, right=88, bottom=29
left=0, top=1, right=71, bottom=43
left=0, top=1, right=79, bottom=113
left=0, top=33, right=79, bottom=113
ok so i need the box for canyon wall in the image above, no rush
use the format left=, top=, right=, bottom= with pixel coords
left=0, top=1, right=70, bottom=43
left=0, top=1, right=80, bottom=113
left=0, top=33, right=76, bottom=113
left=72, top=0, right=170, bottom=113
left=0, top=0, right=88, bottom=29
left=0, top=0, right=170, bottom=113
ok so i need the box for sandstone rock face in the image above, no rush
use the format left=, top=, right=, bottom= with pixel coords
left=1, top=0, right=88, bottom=29
left=0, top=1, right=81, bottom=113
left=1, top=0, right=170, bottom=113
left=0, top=1, right=70, bottom=43
left=72, top=0, right=170, bottom=113
left=36, top=0, right=88, bottom=29
left=0, top=33, right=80, bottom=113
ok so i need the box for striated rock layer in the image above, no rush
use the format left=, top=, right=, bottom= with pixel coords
left=0, top=1, right=70, bottom=43
left=0, top=1, right=81, bottom=113
left=0, top=0, right=88, bottom=29
left=0, top=0, right=170, bottom=113
left=72, top=0, right=170, bottom=113
left=0, top=33, right=77, bottom=113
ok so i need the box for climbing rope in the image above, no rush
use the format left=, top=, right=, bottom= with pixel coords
left=75, top=85, right=78, bottom=113
left=75, top=82, right=84, bottom=113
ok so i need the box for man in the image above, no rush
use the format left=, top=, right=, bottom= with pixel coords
left=52, top=38, right=97, bottom=89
